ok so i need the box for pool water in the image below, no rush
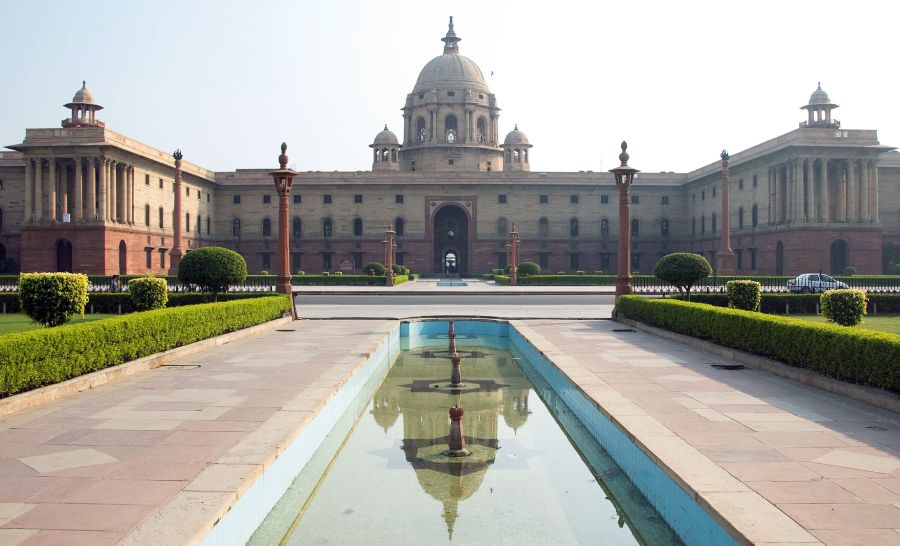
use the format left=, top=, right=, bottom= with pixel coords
left=251, top=328, right=680, bottom=545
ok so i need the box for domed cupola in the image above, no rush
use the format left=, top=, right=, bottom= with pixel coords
left=63, top=81, right=105, bottom=128
left=399, top=17, right=504, bottom=172
left=370, top=125, right=400, bottom=171
left=501, top=125, right=532, bottom=171
left=801, top=82, right=840, bottom=128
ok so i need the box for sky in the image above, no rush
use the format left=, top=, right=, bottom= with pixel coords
left=2, top=0, right=899, bottom=174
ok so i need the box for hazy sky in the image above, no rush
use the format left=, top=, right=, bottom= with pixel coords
left=3, top=0, right=898, bottom=174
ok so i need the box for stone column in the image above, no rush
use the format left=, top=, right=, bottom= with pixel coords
left=35, top=159, right=44, bottom=222
left=23, top=158, right=32, bottom=223
left=86, top=158, right=96, bottom=220
left=821, top=158, right=830, bottom=222
left=838, top=163, right=847, bottom=222
left=110, top=161, right=119, bottom=222
left=170, top=151, right=184, bottom=273
left=126, top=166, right=133, bottom=224
left=808, top=160, right=817, bottom=223
left=846, top=159, right=856, bottom=222
left=793, top=160, right=803, bottom=222
left=48, top=158, right=57, bottom=222
left=860, top=159, right=870, bottom=222
left=74, top=157, right=83, bottom=221
left=60, top=165, right=69, bottom=220
left=98, top=158, right=107, bottom=221
left=768, top=167, right=774, bottom=225
left=385, top=224, right=395, bottom=287
left=716, top=151, right=735, bottom=275
left=872, top=160, right=880, bottom=222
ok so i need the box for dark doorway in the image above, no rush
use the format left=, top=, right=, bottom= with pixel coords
left=56, top=239, right=73, bottom=272
left=118, top=240, right=127, bottom=275
left=433, top=205, right=469, bottom=274
left=830, top=239, right=848, bottom=274
left=775, top=241, right=784, bottom=275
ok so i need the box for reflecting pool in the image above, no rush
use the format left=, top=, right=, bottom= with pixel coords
left=251, top=327, right=680, bottom=545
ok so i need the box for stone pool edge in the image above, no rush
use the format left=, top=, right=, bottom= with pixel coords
left=510, top=320, right=820, bottom=546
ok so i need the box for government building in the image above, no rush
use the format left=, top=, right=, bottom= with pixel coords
left=1, top=19, right=898, bottom=277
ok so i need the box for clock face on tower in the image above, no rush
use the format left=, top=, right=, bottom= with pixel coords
left=448, top=230, right=455, bottom=239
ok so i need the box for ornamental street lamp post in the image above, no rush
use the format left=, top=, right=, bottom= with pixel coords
left=268, top=143, right=298, bottom=297
left=716, top=150, right=736, bottom=275
left=609, top=141, right=640, bottom=298
left=509, top=223, right=519, bottom=286
left=385, top=224, right=396, bottom=287
left=170, top=149, right=184, bottom=274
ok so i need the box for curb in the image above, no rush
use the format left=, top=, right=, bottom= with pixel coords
left=617, top=317, right=900, bottom=414
left=294, top=290, right=616, bottom=296
left=0, top=316, right=294, bottom=419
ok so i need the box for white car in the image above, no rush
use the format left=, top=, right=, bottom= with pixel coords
left=787, top=273, right=849, bottom=294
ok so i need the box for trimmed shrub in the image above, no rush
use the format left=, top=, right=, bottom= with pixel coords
left=0, top=295, right=291, bottom=397
left=292, top=275, right=392, bottom=286
left=296, top=270, right=305, bottom=275
left=516, top=262, right=541, bottom=277
left=653, top=253, right=712, bottom=299
left=726, top=280, right=761, bottom=311
left=391, top=264, right=403, bottom=275
left=363, top=262, right=386, bottom=276
left=491, top=268, right=504, bottom=276
left=843, top=266, right=857, bottom=276
left=616, top=296, right=900, bottom=392
left=177, top=247, right=247, bottom=301
left=18, top=273, right=89, bottom=327
left=259, top=270, right=269, bottom=276
left=128, top=277, right=168, bottom=311
left=494, top=274, right=510, bottom=285
left=576, top=270, right=586, bottom=276
left=821, top=289, right=867, bottom=326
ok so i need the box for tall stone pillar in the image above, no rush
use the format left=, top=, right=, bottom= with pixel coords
left=98, top=158, right=107, bottom=221
left=48, top=159, right=57, bottom=222
left=110, top=161, right=119, bottom=222
left=872, top=160, right=880, bottom=222
left=793, top=160, right=803, bottom=222
left=60, top=165, right=69, bottom=220
left=807, top=160, right=817, bottom=223
left=846, top=159, right=856, bottom=222
left=126, top=166, right=133, bottom=224
left=859, top=159, right=871, bottom=223
left=821, top=158, right=830, bottom=223
left=170, top=150, right=184, bottom=274
left=23, top=158, right=33, bottom=223
left=35, top=159, right=44, bottom=222
left=74, top=158, right=83, bottom=221
left=838, top=164, right=847, bottom=222
left=86, top=158, right=96, bottom=220
left=768, top=167, right=775, bottom=225
left=716, top=151, right=736, bottom=275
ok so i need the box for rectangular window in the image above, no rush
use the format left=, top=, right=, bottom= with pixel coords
left=263, top=195, right=271, bottom=204
left=631, top=195, right=639, bottom=204
left=186, top=187, right=190, bottom=196
left=262, top=253, right=271, bottom=270
left=206, top=193, right=210, bottom=202
left=324, top=194, right=332, bottom=204
left=486, top=161, right=492, bottom=172
left=496, top=252, right=508, bottom=269
left=539, top=253, right=549, bottom=270
left=631, top=253, right=641, bottom=272
left=600, top=195, right=609, bottom=204
left=498, top=194, right=507, bottom=204
left=395, top=194, right=404, bottom=204
left=323, top=253, right=332, bottom=271
left=291, top=252, right=302, bottom=274
left=159, top=178, right=164, bottom=189
left=395, top=252, right=405, bottom=266
left=701, top=191, right=705, bottom=201
left=712, top=187, right=717, bottom=197
left=600, top=253, right=610, bottom=270
left=448, top=159, right=455, bottom=166
left=661, top=195, right=670, bottom=205
left=570, top=195, right=579, bottom=204
left=738, top=179, right=744, bottom=191
left=539, top=195, right=548, bottom=204
left=185, top=213, right=190, bottom=232
left=447, top=91, right=455, bottom=97
left=145, top=174, right=150, bottom=186
left=159, top=249, right=166, bottom=269
left=206, top=216, right=210, bottom=234
left=146, top=249, right=152, bottom=269
left=293, top=194, right=301, bottom=204
left=752, top=175, right=758, bottom=188
left=233, top=195, right=241, bottom=204
left=353, top=253, right=363, bottom=271
left=354, top=194, right=363, bottom=204
left=750, top=248, right=757, bottom=269
left=198, top=190, right=201, bottom=200
left=736, top=249, right=743, bottom=270
left=569, top=253, right=580, bottom=270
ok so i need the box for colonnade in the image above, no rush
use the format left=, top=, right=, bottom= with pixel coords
left=22, top=156, right=135, bottom=224
left=766, top=156, right=879, bottom=225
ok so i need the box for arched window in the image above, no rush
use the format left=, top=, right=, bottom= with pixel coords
left=444, top=114, right=457, bottom=143
left=738, top=207, right=744, bottom=229
left=661, top=219, right=670, bottom=237
left=353, top=218, right=363, bottom=236
left=390, top=149, right=397, bottom=162
left=692, top=217, right=696, bottom=235
left=159, top=207, right=164, bottom=228
left=232, top=218, right=241, bottom=237
left=144, top=204, right=150, bottom=226
left=513, top=149, right=520, bottom=161
left=292, top=217, right=301, bottom=238
left=196, top=214, right=201, bottom=233
left=498, top=217, right=508, bottom=236
left=600, top=219, right=609, bottom=240
left=185, top=213, right=190, bottom=233
left=416, top=117, right=427, bottom=142
left=382, top=148, right=389, bottom=161
left=476, top=117, right=487, bottom=143
left=323, top=218, right=333, bottom=237
left=538, top=217, right=549, bottom=238
left=206, top=216, right=210, bottom=234
left=701, top=215, right=706, bottom=234
left=395, top=217, right=405, bottom=236
left=712, top=212, right=717, bottom=233
left=631, top=219, right=640, bottom=238
left=262, top=217, right=272, bottom=237
left=569, top=218, right=579, bottom=238
left=752, top=204, right=758, bottom=227
left=506, top=149, right=512, bottom=162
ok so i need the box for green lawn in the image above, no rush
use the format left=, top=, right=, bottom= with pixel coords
left=792, top=314, right=900, bottom=335
left=0, top=314, right=118, bottom=335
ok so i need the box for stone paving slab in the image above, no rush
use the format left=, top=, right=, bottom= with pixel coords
left=293, top=277, right=615, bottom=294
left=0, top=319, right=395, bottom=545
left=515, top=319, right=900, bottom=546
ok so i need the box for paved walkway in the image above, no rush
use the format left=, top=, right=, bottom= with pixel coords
left=293, top=277, right=616, bottom=295
left=0, top=316, right=897, bottom=545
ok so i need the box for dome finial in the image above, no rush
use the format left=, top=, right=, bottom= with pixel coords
left=441, top=16, right=461, bottom=54
left=82, top=80, right=86, bottom=89
left=384, top=124, right=388, bottom=130
left=514, top=124, right=518, bottom=130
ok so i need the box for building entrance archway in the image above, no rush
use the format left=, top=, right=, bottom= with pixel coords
left=56, top=239, right=73, bottom=272
left=775, top=241, right=784, bottom=275
left=830, top=239, right=848, bottom=274
left=433, top=205, right=468, bottom=275
left=118, top=240, right=127, bottom=275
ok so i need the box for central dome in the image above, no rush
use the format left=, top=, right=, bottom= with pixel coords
left=412, top=17, right=489, bottom=94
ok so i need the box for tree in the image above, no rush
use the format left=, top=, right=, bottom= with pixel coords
left=18, top=273, right=89, bottom=327
left=653, top=253, right=712, bottom=300
left=177, top=247, right=247, bottom=301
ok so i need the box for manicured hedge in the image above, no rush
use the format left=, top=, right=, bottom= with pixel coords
left=517, top=275, right=617, bottom=285
left=617, top=296, right=900, bottom=392
left=0, top=292, right=279, bottom=314
left=0, top=295, right=292, bottom=397
left=675, top=293, right=900, bottom=315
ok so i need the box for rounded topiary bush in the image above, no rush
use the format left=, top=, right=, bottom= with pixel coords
left=363, top=262, right=386, bottom=276
left=18, top=272, right=89, bottom=327
left=653, top=253, right=712, bottom=300
left=177, top=246, right=247, bottom=301
left=820, top=289, right=867, bottom=326
left=842, top=266, right=857, bottom=276
left=128, top=276, right=168, bottom=311
left=517, top=262, right=541, bottom=277
left=391, top=264, right=403, bottom=275
left=726, top=280, right=761, bottom=311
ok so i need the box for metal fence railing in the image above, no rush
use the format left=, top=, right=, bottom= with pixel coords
left=0, top=274, right=277, bottom=293
left=632, top=275, right=900, bottom=294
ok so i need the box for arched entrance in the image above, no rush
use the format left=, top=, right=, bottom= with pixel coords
left=433, top=205, right=469, bottom=275
left=830, top=239, right=848, bottom=274
left=118, top=240, right=127, bottom=275
left=775, top=241, right=784, bottom=275
left=56, top=239, right=73, bottom=272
